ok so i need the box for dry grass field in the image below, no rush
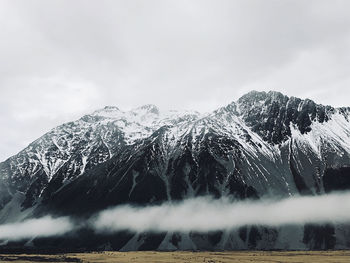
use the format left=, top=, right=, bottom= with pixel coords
left=0, top=250, right=349, bottom=263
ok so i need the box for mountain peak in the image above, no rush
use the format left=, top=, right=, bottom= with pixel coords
left=133, top=104, right=160, bottom=115
left=238, top=90, right=289, bottom=105
left=88, top=105, right=122, bottom=120
left=103, top=106, right=120, bottom=111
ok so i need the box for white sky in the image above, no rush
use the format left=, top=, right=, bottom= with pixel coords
left=1, top=0, right=350, bottom=161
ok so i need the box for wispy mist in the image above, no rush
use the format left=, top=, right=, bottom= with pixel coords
left=0, top=216, right=73, bottom=241
left=93, top=192, right=350, bottom=233
left=1, top=192, right=350, bottom=241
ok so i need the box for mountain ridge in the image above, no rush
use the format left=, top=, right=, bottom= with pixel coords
left=1, top=90, right=350, bottom=251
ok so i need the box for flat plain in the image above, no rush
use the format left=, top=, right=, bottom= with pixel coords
left=0, top=251, right=350, bottom=263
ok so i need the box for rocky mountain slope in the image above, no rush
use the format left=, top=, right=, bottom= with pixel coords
left=1, top=90, right=350, bottom=251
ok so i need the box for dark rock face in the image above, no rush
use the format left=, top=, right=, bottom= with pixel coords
left=39, top=129, right=259, bottom=217
left=323, top=167, right=350, bottom=193
left=1, top=90, right=350, bottom=251
left=238, top=91, right=335, bottom=144
left=303, top=224, right=336, bottom=250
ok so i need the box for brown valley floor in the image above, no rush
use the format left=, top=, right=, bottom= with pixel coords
left=0, top=251, right=350, bottom=263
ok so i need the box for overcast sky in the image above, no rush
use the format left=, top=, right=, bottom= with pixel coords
left=1, top=0, right=350, bottom=161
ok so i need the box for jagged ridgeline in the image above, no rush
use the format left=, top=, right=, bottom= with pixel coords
left=1, top=91, right=350, bottom=251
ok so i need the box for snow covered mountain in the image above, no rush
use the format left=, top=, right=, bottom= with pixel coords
left=1, top=90, right=350, bottom=251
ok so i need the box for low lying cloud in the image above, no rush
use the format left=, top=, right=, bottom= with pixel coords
left=0, top=216, right=73, bottom=241
left=1, top=192, right=350, bottom=241
left=93, top=192, right=350, bottom=233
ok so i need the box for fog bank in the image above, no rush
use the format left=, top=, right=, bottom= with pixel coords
left=1, top=192, right=350, bottom=241
left=93, top=192, right=350, bottom=233
left=0, top=216, right=73, bottom=241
